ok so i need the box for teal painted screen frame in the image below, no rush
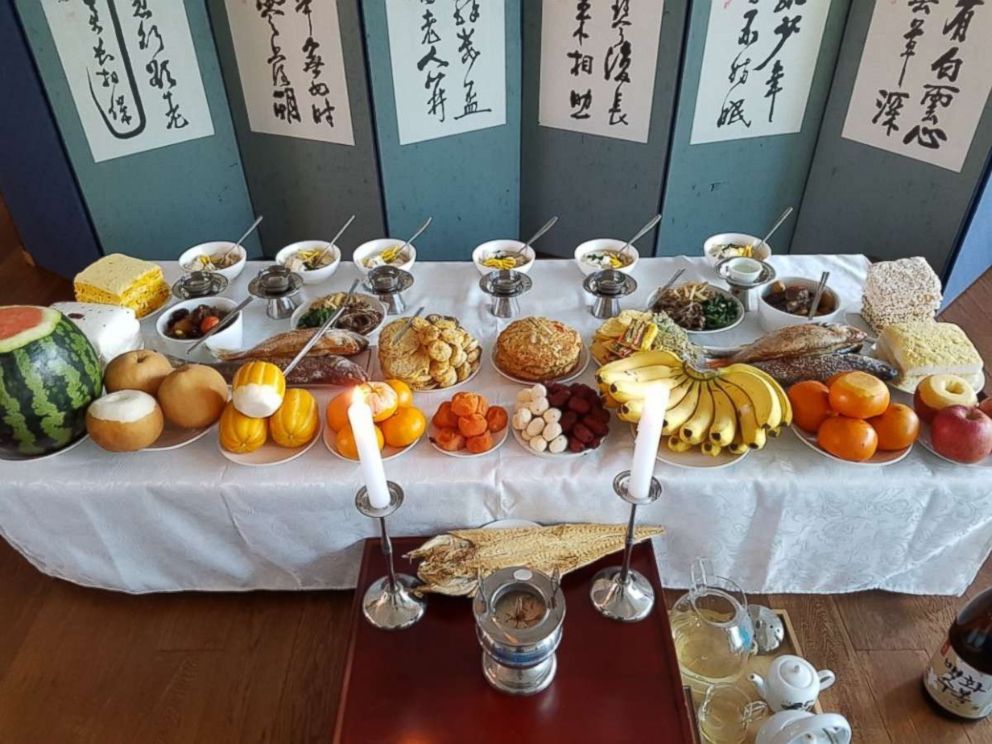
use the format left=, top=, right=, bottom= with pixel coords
left=519, top=1, right=688, bottom=258
left=657, top=0, right=851, bottom=257
left=13, top=0, right=260, bottom=260
left=360, top=0, right=521, bottom=260
left=792, top=0, right=992, bottom=277
left=205, top=0, right=386, bottom=259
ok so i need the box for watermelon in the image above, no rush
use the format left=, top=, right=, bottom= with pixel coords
left=0, top=306, right=103, bottom=457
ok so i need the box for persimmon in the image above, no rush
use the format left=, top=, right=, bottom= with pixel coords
left=457, top=413, right=488, bottom=438
left=432, top=401, right=459, bottom=429
left=867, top=403, right=920, bottom=451
left=485, top=406, right=508, bottom=432
left=817, top=415, right=878, bottom=462
left=432, top=427, right=464, bottom=452
left=787, top=381, right=832, bottom=433
left=466, top=431, right=493, bottom=453
left=828, top=371, right=889, bottom=419
left=450, top=392, right=481, bottom=418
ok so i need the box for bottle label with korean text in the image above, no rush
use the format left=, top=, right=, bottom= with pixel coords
left=924, top=641, right=992, bottom=720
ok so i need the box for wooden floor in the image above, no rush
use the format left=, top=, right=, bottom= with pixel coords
left=2, top=214, right=992, bottom=742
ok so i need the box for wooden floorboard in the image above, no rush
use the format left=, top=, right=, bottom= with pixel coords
left=3, top=222, right=992, bottom=740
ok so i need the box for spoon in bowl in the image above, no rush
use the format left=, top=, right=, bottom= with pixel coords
left=512, top=215, right=559, bottom=258
left=220, top=215, right=264, bottom=264
left=618, top=213, right=661, bottom=261
left=750, top=206, right=793, bottom=256
left=807, top=270, right=830, bottom=320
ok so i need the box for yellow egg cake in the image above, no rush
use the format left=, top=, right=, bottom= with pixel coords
left=74, top=254, right=170, bottom=318
left=495, top=316, right=582, bottom=382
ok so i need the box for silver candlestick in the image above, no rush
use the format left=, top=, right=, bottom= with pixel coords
left=354, top=481, right=425, bottom=630
left=590, top=470, right=662, bottom=622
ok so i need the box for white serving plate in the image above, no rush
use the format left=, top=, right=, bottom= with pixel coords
left=220, top=425, right=321, bottom=467
left=492, top=344, right=591, bottom=386
left=510, top=425, right=594, bottom=459
left=790, top=424, right=912, bottom=466
left=916, top=421, right=992, bottom=468
left=427, top=421, right=509, bottom=458
left=291, top=293, right=387, bottom=338
left=146, top=422, right=213, bottom=451
left=322, top=424, right=422, bottom=462
left=372, top=346, right=484, bottom=392
left=0, top=433, right=90, bottom=462
left=646, top=284, right=745, bottom=337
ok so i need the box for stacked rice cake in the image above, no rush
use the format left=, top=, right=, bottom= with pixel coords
left=876, top=320, right=984, bottom=392
left=74, top=254, right=170, bottom=319
left=51, top=301, right=142, bottom=365
left=861, top=257, right=942, bottom=334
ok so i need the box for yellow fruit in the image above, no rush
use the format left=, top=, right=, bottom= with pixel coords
left=335, top=423, right=384, bottom=460
left=384, top=379, right=414, bottom=408
left=232, top=361, right=286, bottom=418
left=358, top=381, right=400, bottom=423
left=269, top=388, right=318, bottom=448
left=380, top=406, right=426, bottom=448
left=326, top=389, right=354, bottom=432
left=219, top=402, right=268, bottom=453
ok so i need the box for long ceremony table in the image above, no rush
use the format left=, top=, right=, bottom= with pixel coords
left=1, top=256, right=990, bottom=595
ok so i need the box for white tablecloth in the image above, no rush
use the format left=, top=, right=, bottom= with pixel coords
left=2, top=256, right=990, bottom=596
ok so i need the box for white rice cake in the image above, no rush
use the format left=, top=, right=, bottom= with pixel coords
left=51, top=301, right=142, bottom=365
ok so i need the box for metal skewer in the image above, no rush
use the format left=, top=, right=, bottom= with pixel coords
left=282, top=278, right=359, bottom=376
left=619, top=213, right=661, bottom=260
left=221, top=215, right=264, bottom=263
left=184, top=296, right=254, bottom=356
left=512, top=215, right=559, bottom=257
left=807, top=270, right=830, bottom=320
left=751, top=206, right=792, bottom=254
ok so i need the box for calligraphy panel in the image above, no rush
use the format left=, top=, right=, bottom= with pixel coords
left=537, top=0, right=665, bottom=143
left=223, top=0, right=354, bottom=145
left=40, top=0, right=213, bottom=163
left=690, top=0, right=832, bottom=145
left=383, top=0, right=507, bottom=145
left=841, top=0, right=992, bottom=172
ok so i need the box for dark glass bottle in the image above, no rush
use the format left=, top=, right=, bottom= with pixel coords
left=924, top=587, right=992, bottom=720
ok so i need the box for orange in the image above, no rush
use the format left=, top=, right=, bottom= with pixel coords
left=868, top=403, right=920, bottom=451
left=358, top=382, right=399, bottom=423
left=817, top=415, right=878, bottom=462
left=787, top=380, right=832, bottom=433
left=326, top=389, right=354, bottom=432
left=335, top=423, right=383, bottom=459
left=381, top=406, right=426, bottom=448
left=384, top=379, right=414, bottom=408
left=828, top=371, right=890, bottom=419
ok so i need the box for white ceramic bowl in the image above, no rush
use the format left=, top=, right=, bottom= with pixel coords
left=275, top=240, right=341, bottom=284
left=472, top=240, right=536, bottom=275
left=758, top=276, right=843, bottom=332
left=156, top=297, right=244, bottom=358
left=179, top=241, right=247, bottom=281
left=703, top=232, right=772, bottom=267
left=574, top=238, right=639, bottom=276
left=353, top=238, right=417, bottom=275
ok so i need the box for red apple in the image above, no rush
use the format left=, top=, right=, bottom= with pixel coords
left=980, top=398, right=992, bottom=419
left=914, top=374, right=979, bottom=424
left=931, top=405, right=992, bottom=464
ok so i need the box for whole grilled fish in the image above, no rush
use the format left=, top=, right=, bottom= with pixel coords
left=216, top=327, right=367, bottom=360
left=751, top=353, right=897, bottom=387
left=719, top=324, right=868, bottom=365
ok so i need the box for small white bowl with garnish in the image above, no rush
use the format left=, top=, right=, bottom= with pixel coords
left=703, top=232, right=772, bottom=267
left=574, top=238, right=639, bottom=276
left=275, top=240, right=340, bottom=284
left=353, top=238, right=417, bottom=275
left=472, top=240, right=536, bottom=275
left=179, top=241, right=247, bottom=282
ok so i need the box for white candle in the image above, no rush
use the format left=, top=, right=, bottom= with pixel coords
left=628, top=384, right=669, bottom=501
left=347, top=388, right=391, bottom=509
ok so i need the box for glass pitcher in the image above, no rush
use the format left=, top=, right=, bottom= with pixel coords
left=670, top=558, right=755, bottom=692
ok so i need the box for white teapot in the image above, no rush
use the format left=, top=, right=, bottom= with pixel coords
left=756, top=710, right=851, bottom=744
left=749, top=654, right=836, bottom=712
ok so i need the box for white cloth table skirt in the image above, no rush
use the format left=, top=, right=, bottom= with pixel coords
left=2, top=256, right=990, bottom=595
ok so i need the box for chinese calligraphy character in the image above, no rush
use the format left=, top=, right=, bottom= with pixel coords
left=569, top=88, right=593, bottom=119
left=943, top=0, right=984, bottom=42
left=871, top=89, right=910, bottom=135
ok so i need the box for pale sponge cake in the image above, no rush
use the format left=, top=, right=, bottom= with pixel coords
left=74, top=254, right=170, bottom=319
left=861, top=257, right=942, bottom=334
left=876, top=320, right=984, bottom=392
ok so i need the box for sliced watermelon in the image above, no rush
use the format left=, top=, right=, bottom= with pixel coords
left=0, top=305, right=103, bottom=457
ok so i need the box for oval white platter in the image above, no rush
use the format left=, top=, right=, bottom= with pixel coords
left=510, top=425, right=594, bottom=459
left=492, top=344, right=591, bottom=386
left=916, top=421, right=992, bottom=468
left=0, top=433, right=90, bottom=463
left=372, top=346, right=484, bottom=393
left=427, top=421, right=508, bottom=458
left=322, top=424, right=422, bottom=462
left=220, top=425, right=321, bottom=467
left=627, top=424, right=749, bottom=469
left=790, top=424, right=912, bottom=466
left=146, top=422, right=213, bottom=451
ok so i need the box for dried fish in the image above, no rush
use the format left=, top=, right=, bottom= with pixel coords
left=406, top=523, right=663, bottom=597
left=715, top=324, right=868, bottom=365
left=217, top=328, right=367, bottom=361
left=751, top=353, right=898, bottom=387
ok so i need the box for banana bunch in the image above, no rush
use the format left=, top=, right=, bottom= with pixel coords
left=597, top=350, right=792, bottom=457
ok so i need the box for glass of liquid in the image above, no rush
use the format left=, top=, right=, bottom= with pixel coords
left=697, top=684, right=767, bottom=744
